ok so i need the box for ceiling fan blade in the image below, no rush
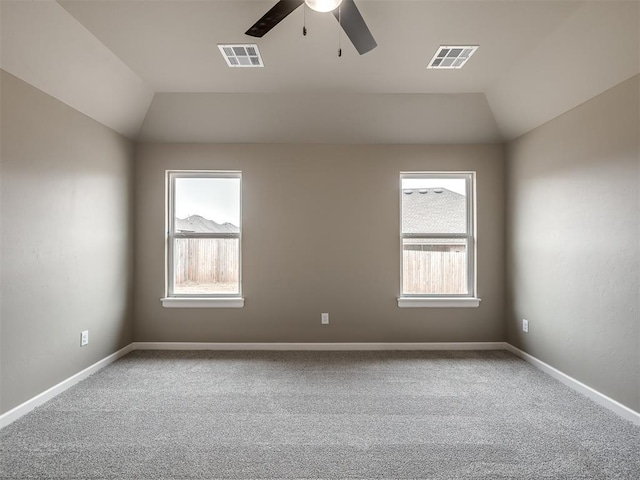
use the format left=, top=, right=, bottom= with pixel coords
left=333, top=0, right=377, bottom=55
left=245, top=0, right=304, bottom=38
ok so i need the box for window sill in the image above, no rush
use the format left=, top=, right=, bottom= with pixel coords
left=397, top=297, right=481, bottom=308
left=161, top=297, right=245, bottom=308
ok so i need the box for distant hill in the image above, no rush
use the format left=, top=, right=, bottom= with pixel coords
left=175, top=215, right=238, bottom=234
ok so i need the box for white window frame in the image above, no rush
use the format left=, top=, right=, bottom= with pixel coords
left=398, top=171, right=480, bottom=308
left=161, top=170, right=244, bottom=308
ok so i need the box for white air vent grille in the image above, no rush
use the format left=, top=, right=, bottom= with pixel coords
left=427, top=45, right=478, bottom=69
left=218, top=44, right=264, bottom=68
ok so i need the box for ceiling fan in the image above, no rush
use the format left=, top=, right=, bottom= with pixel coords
left=245, top=0, right=377, bottom=55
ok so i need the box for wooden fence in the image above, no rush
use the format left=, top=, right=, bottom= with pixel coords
left=174, top=238, right=239, bottom=286
left=174, top=239, right=466, bottom=295
left=403, top=247, right=467, bottom=294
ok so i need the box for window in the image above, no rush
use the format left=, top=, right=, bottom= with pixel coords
left=162, top=171, right=243, bottom=308
left=398, top=172, right=479, bottom=307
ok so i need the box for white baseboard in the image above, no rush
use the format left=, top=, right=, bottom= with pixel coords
left=131, top=341, right=508, bottom=351
left=505, top=344, right=640, bottom=426
left=0, top=344, right=134, bottom=429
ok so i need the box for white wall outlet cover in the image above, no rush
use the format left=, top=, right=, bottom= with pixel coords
left=81, top=330, right=89, bottom=346
left=522, top=319, right=529, bottom=333
left=321, top=313, right=329, bottom=324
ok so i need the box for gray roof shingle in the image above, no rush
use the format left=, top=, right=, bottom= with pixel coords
left=402, top=188, right=466, bottom=234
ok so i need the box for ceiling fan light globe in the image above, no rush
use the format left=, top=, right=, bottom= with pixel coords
left=304, top=0, right=343, bottom=13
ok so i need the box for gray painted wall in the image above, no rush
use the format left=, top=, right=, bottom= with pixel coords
left=2, top=66, right=638, bottom=419
left=506, top=75, right=640, bottom=412
left=134, top=144, right=505, bottom=343
left=0, top=71, right=135, bottom=414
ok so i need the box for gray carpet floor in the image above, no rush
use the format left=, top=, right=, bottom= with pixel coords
left=1, top=350, right=639, bottom=479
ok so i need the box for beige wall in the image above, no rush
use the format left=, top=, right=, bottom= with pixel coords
left=506, top=75, right=640, bottom=411
left=0, top=71, right=135, bottom=414
left=134, top=143, right=505, bottom=343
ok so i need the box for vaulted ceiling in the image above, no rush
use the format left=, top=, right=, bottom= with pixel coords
left=1, top=1, right=638, bottom=143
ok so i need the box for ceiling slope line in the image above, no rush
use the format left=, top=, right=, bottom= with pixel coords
left=1, top=1, right=154, bottom=139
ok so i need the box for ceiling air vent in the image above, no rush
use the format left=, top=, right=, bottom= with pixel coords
left=427, top=45, right=478, bottom=69
left=218, top=44, right=264, bottom=67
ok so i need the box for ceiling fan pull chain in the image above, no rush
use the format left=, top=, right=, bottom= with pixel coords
left=337, top=5, right=342, bottom=57
left=303, top=3, right=307, bottom=36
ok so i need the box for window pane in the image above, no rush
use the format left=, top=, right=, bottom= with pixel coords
left=173, top=238, right=239, bottom=294
left=401, top=178, right=467, bottom=234
left=174, top=177, right=240, bottom=234
left=402, top=238, right=467, bottom=294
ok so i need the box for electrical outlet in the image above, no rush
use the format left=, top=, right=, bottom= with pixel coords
left=81, top=330, right=89, bottom=346
left=522, top=319, right=529, bottom=333
left=321, top=313, right=329, bottom=325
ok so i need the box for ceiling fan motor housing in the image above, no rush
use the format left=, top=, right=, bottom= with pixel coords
left=305, top=0, right=343, bottom=13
